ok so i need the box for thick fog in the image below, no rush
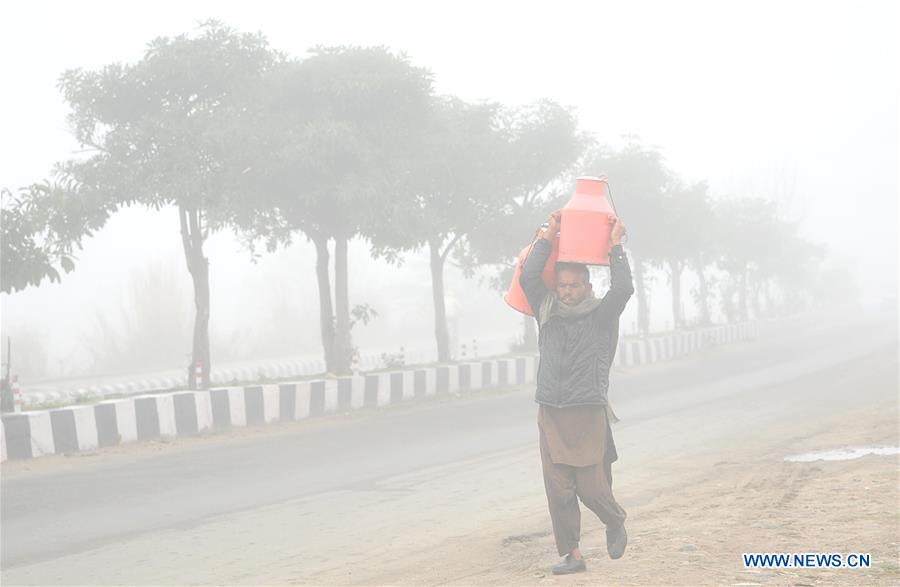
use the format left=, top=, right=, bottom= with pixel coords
left=2, top=4, right=899, bottom=586
left=1, top=0, right=896, bottom=384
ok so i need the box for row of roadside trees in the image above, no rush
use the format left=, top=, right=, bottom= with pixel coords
left=1, top=22, right=826, bottom=388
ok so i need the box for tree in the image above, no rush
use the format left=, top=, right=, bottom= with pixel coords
left=456, top=100, right=586, bottom=351
left=750, top=217, right=825, bottom=316
left=658, top=179, right=712, bottom=328
left=1, top=180, right=115, bottom=294
left=689, top=193, right=718, bottom=326
left=583, top=139, right=669, bottom=334
left=232, top=47, right=433, bottom=374
left=57, top=22, right=277, bottom=388
left=714, top=196, right=782, bottom=321
left=370, top=96, right=508, bottom=361
left=4, top=183, right=71, bottom=293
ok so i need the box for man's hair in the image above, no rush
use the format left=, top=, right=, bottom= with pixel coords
left=554, top=262, right=590, bottom=283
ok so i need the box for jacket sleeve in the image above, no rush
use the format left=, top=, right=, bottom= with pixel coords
left=595, top=244, right=635, bottom=323
left=519, top=237, right=552, bottom=322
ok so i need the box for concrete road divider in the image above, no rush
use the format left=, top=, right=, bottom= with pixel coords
left=1, top=322, right=759, bottom=462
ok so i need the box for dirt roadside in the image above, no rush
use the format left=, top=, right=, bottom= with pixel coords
left=345, top=398, right=899, bottom=587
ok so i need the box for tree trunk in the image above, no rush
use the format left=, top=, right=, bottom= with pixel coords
left=633, top=258, right=650, bottom=335
left=180, top=205, right=210, bottom=390
left=693, top=260, right=711, bottom=326
left=522, top=313, right=537, bottom=351
left=429, top=239, right=451, bottom=362
left=750, top=278, right=761, bottom=319
left=312, top=233, right=336, bottom=374
left=738, top=266, right=749, bottom=321
left=762, top=279, right=773, bottom=316
left=333, top=233, right=352, bottom=375
left=669, top=259, right=683, bottom=329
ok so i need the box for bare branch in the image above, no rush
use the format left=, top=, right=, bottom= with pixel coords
left=440, top=231, right=466, bottom=263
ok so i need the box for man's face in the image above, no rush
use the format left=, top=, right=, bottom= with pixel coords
left=556, top=268, right=592, bottom=306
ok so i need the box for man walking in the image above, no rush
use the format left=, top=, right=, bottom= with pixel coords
left=519, top=210, right=633, bottom=575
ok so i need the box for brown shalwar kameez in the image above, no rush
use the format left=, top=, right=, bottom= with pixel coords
left=538, top=404, right=626, bottom=557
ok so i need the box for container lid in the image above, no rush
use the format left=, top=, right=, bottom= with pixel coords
left=575, top=176, right=608, bottom=196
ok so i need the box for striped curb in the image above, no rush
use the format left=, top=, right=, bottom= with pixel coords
left=2, top=322, right=757, bottom=462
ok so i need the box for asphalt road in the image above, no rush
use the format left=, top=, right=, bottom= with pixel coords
left=2, top=308, right=897, bottom=584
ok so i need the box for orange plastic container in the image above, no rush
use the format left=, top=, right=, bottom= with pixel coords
left=558, top=176, right=616, bottom=265
left=505, top=228, right=559, bottom=316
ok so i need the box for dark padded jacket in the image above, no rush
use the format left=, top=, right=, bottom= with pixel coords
left=519, top=238, right=634, bottom=407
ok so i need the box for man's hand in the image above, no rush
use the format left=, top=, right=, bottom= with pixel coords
left=609, top=216, right=627, bottom=246
left=543, top=210, right=561, bottom=241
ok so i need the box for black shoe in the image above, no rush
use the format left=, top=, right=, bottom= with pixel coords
left=607, top=523, right=627, bottom=559
left=552, top=554, right=587, bottom=575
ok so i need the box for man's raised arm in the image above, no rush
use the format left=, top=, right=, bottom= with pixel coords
left=519, top=212, right=559, bottom=322
left=595, top=218, right=635, bottom=322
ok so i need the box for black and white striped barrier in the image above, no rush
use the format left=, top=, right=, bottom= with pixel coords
left=614, top=321, right=759, bottom=367
left=1, top=356, right=539, bottom=461
left=1, top=322, right=758, bottom=462
left=21, top=343, right=491, bottom=408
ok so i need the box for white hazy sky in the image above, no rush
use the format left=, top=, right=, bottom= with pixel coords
left=1, top=1, right=897, bottom=379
